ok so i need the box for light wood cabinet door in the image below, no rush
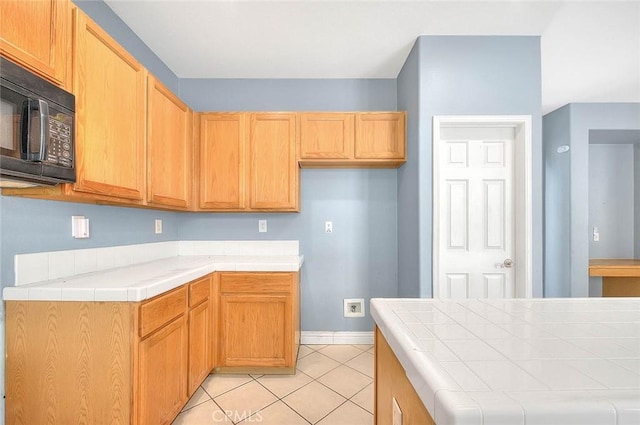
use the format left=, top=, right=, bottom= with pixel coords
left=217, top=272, right=299, bottom=370
left=147, top=74, right=192, bottom=209
left=188, top=300, right=211, bottom=395
left=72, top=9, right=146, bottom=201
left=199, top=113, right=246, bottom=209
left=219, top=294, right=291, bottom=368
left=355, top=112, right=406, bottom=160
left=247, top=113, right=299, bottom=211
left=138, top=316, right=188, bottom=425
left=0, top=0, right=70, bottom=87
left=299, top=113, right=354, bottom=159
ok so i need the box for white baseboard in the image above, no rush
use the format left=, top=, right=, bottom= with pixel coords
left=301, top=331, right=374, bottom=345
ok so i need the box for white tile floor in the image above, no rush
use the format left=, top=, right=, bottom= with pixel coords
left=173, top=344, right=374, bottom=425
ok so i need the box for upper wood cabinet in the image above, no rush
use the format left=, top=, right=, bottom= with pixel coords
left=355, top=112, right=405, bottom=160
left=198, top=112, right=299, bottom=212
left=248, top=113, right=299, bottom=211
left=147, top=74, right=193, bottom=209
left=299, top=113, right=354, bottom=160
left=71, top=9, right=147, bottom=202
left=199, top=113, right=246, bottom=209
left=0, top=0, right=71, bottom=87
left=298, top=112, right=406, bottom=168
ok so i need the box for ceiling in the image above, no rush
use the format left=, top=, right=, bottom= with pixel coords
left=104, top=0, right=640, bottom=114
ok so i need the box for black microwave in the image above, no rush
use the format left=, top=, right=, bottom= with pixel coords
left=0, top=56, right=75, bottom=187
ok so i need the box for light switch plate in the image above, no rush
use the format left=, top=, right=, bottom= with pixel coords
left=72, top=216, right=90, bottom=239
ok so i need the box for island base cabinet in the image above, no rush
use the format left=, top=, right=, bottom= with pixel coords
left=375, top=327, right=434, bottom=425
left=5, top=301, right=135, bottom=425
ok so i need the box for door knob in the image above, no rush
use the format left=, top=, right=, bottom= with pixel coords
left=501, top=259, right=514, bottom=268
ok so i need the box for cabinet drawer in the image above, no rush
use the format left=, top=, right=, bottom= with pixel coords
left=220, top=273, right=293, bottom=294
left=189, top=276, right=211, bottom=308
left=139, top=286, right=187, bottom=338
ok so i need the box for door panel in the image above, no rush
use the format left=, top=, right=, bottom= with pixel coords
left=438, top=126, right=515, bottom=299
left=199, top=113, right=245, bottom=209
left=147, top=74, right=192, bottom=209
left=248, top=113, right=298, bottom=210
left=138, top=316, right=188, bottom=425
left=73, top=10, right=146, bottom=200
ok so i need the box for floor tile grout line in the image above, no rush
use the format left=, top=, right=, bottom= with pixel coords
left=311, top=398, right=352, bottom=425
left=201, top=375, right=254, bottom=401
left=313, top=369, right=372, bottom=401
left=178, top=347, right=373, bottom=424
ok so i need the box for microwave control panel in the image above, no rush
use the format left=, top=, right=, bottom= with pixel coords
left=46, top=114, right=73, bottom=167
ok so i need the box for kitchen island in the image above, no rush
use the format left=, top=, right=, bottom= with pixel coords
left=589, top=259, right=640, bottom=297
left=371, top=297, right=640, bottom=425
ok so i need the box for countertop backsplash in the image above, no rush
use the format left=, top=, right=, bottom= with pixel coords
left=14, top=240, right=300, bottom=286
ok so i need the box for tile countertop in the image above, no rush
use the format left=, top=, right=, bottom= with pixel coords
left=371, top=298, right=640, bottom=425
left=3, top=255, right=304, bottom=302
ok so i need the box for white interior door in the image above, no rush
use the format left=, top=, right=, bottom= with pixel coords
left=437, top=126, right=516, bottom=299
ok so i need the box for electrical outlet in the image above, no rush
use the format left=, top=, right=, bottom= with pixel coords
left=155, top=219, right=163, bottom=234
left=344, top=298, right=365, bottom=318
left=392, top=397, right=402, bottom=425
left=258, top=219, right=267, bottom=233
left=593, top=226, right=600, bottom=242
left=325, top=221, right=333, bottom=234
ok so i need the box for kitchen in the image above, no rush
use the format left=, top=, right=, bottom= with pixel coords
left=0, top=0, right=639, bottom=424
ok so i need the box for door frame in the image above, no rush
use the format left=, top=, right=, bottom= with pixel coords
left=432, top=115, right=533, bottom=298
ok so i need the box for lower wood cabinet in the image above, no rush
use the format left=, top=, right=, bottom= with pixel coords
left=5, top=275, right=214, bottom=425
left=217, top=272, right=300, bottom=373
left=138, top=314, right=189, bottom=425
left=187, top=276, right=213, bottom=394
left=4, top=271, right=300, bottom=424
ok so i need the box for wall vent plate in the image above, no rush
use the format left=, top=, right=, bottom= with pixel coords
left=344, top=298, right=365, bottom=317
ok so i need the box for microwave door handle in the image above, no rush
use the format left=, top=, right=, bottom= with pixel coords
left=21, top=99, right=49, bottom=161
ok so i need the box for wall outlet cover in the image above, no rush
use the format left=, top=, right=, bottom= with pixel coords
left=258, top=219, right=267, bottom=233
left=344, top=298, right=365, bottom=318
left=392, top=397, right=402, bottom=425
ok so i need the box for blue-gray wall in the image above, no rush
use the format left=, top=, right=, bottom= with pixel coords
left=180, top=79, right=396, bottom=112
left=588, top=144, right=635, bottom=259
left=179, top=169, right=398, bottom=332
left=543, top=103, right=640, bottom=297
left=636, top=144, right=640, bottom=257
left=396, top=39, right=421, bottom=298
left=543, top=105, right=572, bottom=297
left=0, top=198, right=180, bottom=284
left=396, top=36, right=544, bottom=298
left=179, top=77, right=398, bottom=332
